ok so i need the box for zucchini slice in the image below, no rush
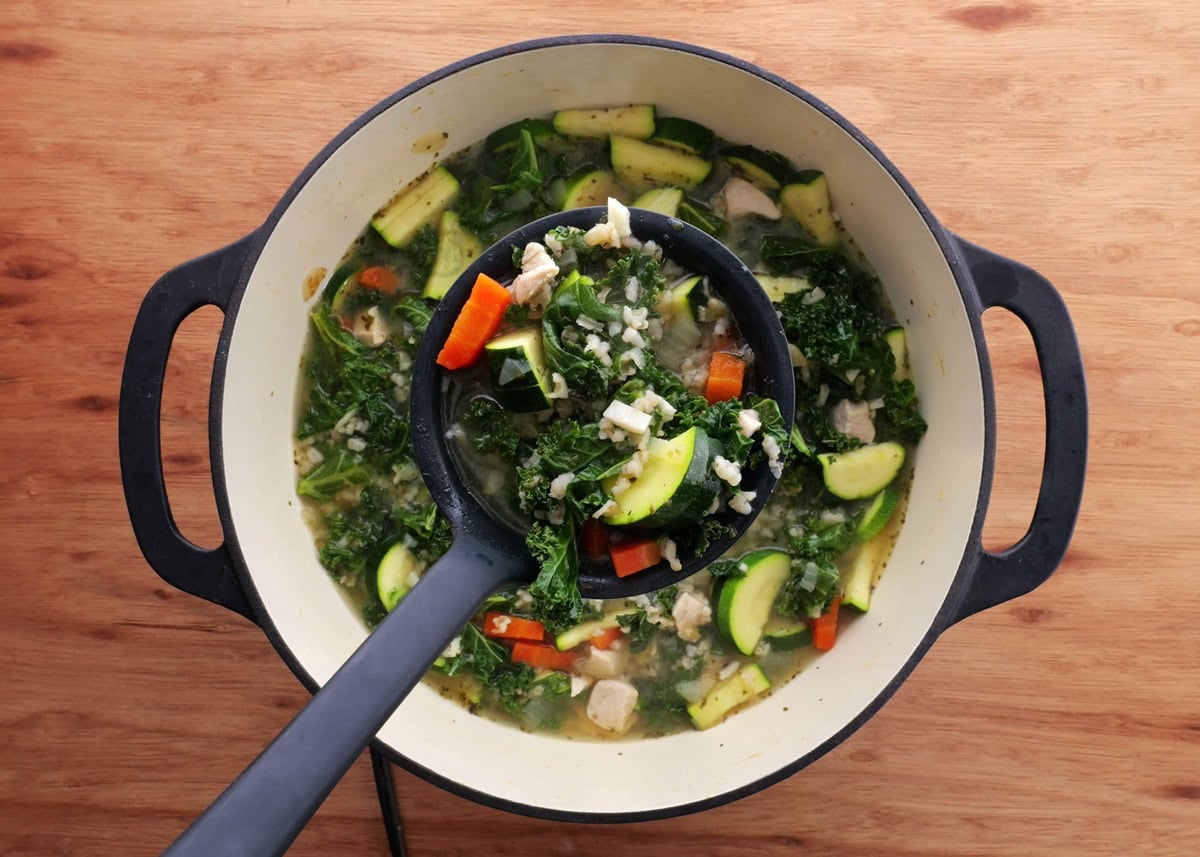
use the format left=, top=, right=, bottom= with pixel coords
left=485, top=328, right=553, bottom=413
left=687, top=664, right=771, bottom=730
left=600, top=427, right=719, bottom=528
left=553, top=104, right=656, bottom=139
left=818, top=442, right=906, bottom=500
left=632, top=186, right=684, bottom=216
left=377, top=542, right=419, bottom=612
left=855, top=483, right=901, bottom=544
left=486, top=118, right=559, bottom=154
left=656, top=275, right=704, bottom=366
left=611, top=135, right=713, bottom=189
left=720, top=145, right=793, bottom=190
left=884, top=326, right=910, bottom=382
left=715, top=549, right=792, bottom=655
left=324, top=261, right=363, bottom=313
left=554, top=613, right=629, bottom=651
left=780, top=170, right=839, bottom=247
left=753, top=274, right=811, bottom=303
left=650, top=117, right=715, bottom=155
left=763, top=615, right=813, bottom=650
left=561, top=168, right=621, bottom=210
left=423, top=211, right=483, bottom=299
left=842, top=536, right=886, bottom=612
left=371, top=166, right=460, bottom=248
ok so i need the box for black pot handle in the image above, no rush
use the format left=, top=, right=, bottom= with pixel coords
left=119, top=234, right=259, bottom=623
left=951, top=236, right=1088, bottom=623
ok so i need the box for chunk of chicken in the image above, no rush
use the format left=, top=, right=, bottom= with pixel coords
left=586, top=679, right=639, bottom=734
left=352, top=306, right=389, bottom=347
left=508, top=241, right=560, bottom=315
left=721, top=177, right=782, bottom=221
left=830, top=398, right=876, bottom=443
left=672, top=591, right=713, bottom=643
left=577, top=644, right=630, bottom=678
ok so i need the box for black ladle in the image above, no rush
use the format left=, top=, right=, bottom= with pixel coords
left=163, top=207, right=795, bottom=856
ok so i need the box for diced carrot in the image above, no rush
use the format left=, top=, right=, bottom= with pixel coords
left=482, top=612, right=546, bottom=642
left=811, top=596, right=842, bottom=651
left=580, top=519, right=610, bottom=558
left=588, top=626, right=624, bottom=650
left=610, top=537, right=662, bottom=578
left=510, top=642, right=578, bottom=672
left=704, top=351, right=746, bottom=404
left=436, top=273, right=512, bottom=370
left=358, top=265, right=400, bottom=294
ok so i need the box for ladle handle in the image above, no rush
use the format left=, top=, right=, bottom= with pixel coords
left=162, top=537, right=514, bottom=857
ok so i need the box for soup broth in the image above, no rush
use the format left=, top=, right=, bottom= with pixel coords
left=293, top=106, right=927, bottom=739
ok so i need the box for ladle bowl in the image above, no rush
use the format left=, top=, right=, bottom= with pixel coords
left=160, top=205, right=795, bottom=856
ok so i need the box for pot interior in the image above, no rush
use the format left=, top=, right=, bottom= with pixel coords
left=218, top=39, right=986, bottom=817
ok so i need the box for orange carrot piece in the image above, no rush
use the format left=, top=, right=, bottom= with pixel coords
left=482, top=612, right=546, bottom=642
left=704, top=351, right=746, bottom=404
left=436, top=273, right=512, bottom=370
left=358, top=265, right=399, bottom=294
left=610, top=537, right=662, bottom=578
left=580, top=519, right=610, bottom=558
left=588, top=626, right=624, bottom=650
left=812, top=596, right=842, bottom=651
left=510, top=642, right=577, bottom=672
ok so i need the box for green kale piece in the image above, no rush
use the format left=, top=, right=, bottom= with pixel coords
left=777, top=514, right=856, bottom=618
left=404, top=224, right=440, bottom=293
left=297, top=446, right=370, bottom=501
left=392, top=503, right=453, bottom=562
left=525, top=521, right=584, bottom=633
left=315, top=485, right=393, bottom=579
left=462, top=397, right=523, bottom=463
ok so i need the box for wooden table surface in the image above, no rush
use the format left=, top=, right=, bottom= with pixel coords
left=2, top=1, right=1198, bottom=854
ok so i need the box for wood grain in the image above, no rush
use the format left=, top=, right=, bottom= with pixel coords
left=2, top=1, right=1198, bottom=854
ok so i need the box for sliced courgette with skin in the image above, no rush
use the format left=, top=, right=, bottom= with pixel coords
left=818, top=442, right=906, bottom=500
left=554, top=613, right=629, bottom=651
left=842, top=535, right=886, bottom=612
left=753, top=274, right=811, bottom=303
left=720, top=145, right=793, bottom=190
left=553, top=105, right=656, bottom=139
left=780, top=170, right=839, bottom=247
left=561, top=168, right=622, bottom=209
left=677, top=197, right=725, bottom=235
left=687, top=663, right=771, bottom=730
left=324, top=261, right=363, bottom=313
left=423, top=211, right=483, bottom=299
left=377, top=542, right=419, bottom=612
left=855, top=483, right=901, bottom=544
left=610, top=135, right=713, bottom=189
left=600, top=427, right=719, bottom=528
left=485, top=328, right=553, bottom=413
left=763, top=615, right=813, bottom=650
left=371, top=166, right=461, bottom=248
left=632, top=186, right=684, bottom=216
left=656, top=275, right=704, bottom=366
left=715, top=549, right=792, bottom=655
left=650, top=117, right=715, bottom=156
left=486, top=118, right=559, bottom=154
left=884, top=327, right=910, bottom=382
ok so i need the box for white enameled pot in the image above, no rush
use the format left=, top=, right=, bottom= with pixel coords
left=121, top=36, right=1086, bottom=821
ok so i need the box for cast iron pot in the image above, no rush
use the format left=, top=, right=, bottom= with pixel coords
left=120, top=35, right=1087, bottom=821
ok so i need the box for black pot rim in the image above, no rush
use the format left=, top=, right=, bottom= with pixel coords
left=208, top=34, right=996, bottom=823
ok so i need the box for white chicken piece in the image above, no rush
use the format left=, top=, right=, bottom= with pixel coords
left=830, top=398, right=876, bottom=443
left=584, top=197, right=637, bottom=249
left=508, top=241, right=560, bottom=315
left=721, top=177, right=782, bottom=220
left=352, top=306, right=389, bottom=347
left=586, top=679, right=639, bottom=734
left=577, top=644, right=630, bottom=678
left=672, top=590, right=713, bottom=642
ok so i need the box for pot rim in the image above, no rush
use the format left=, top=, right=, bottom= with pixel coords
left=208, top=34, right=996, bottom=822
